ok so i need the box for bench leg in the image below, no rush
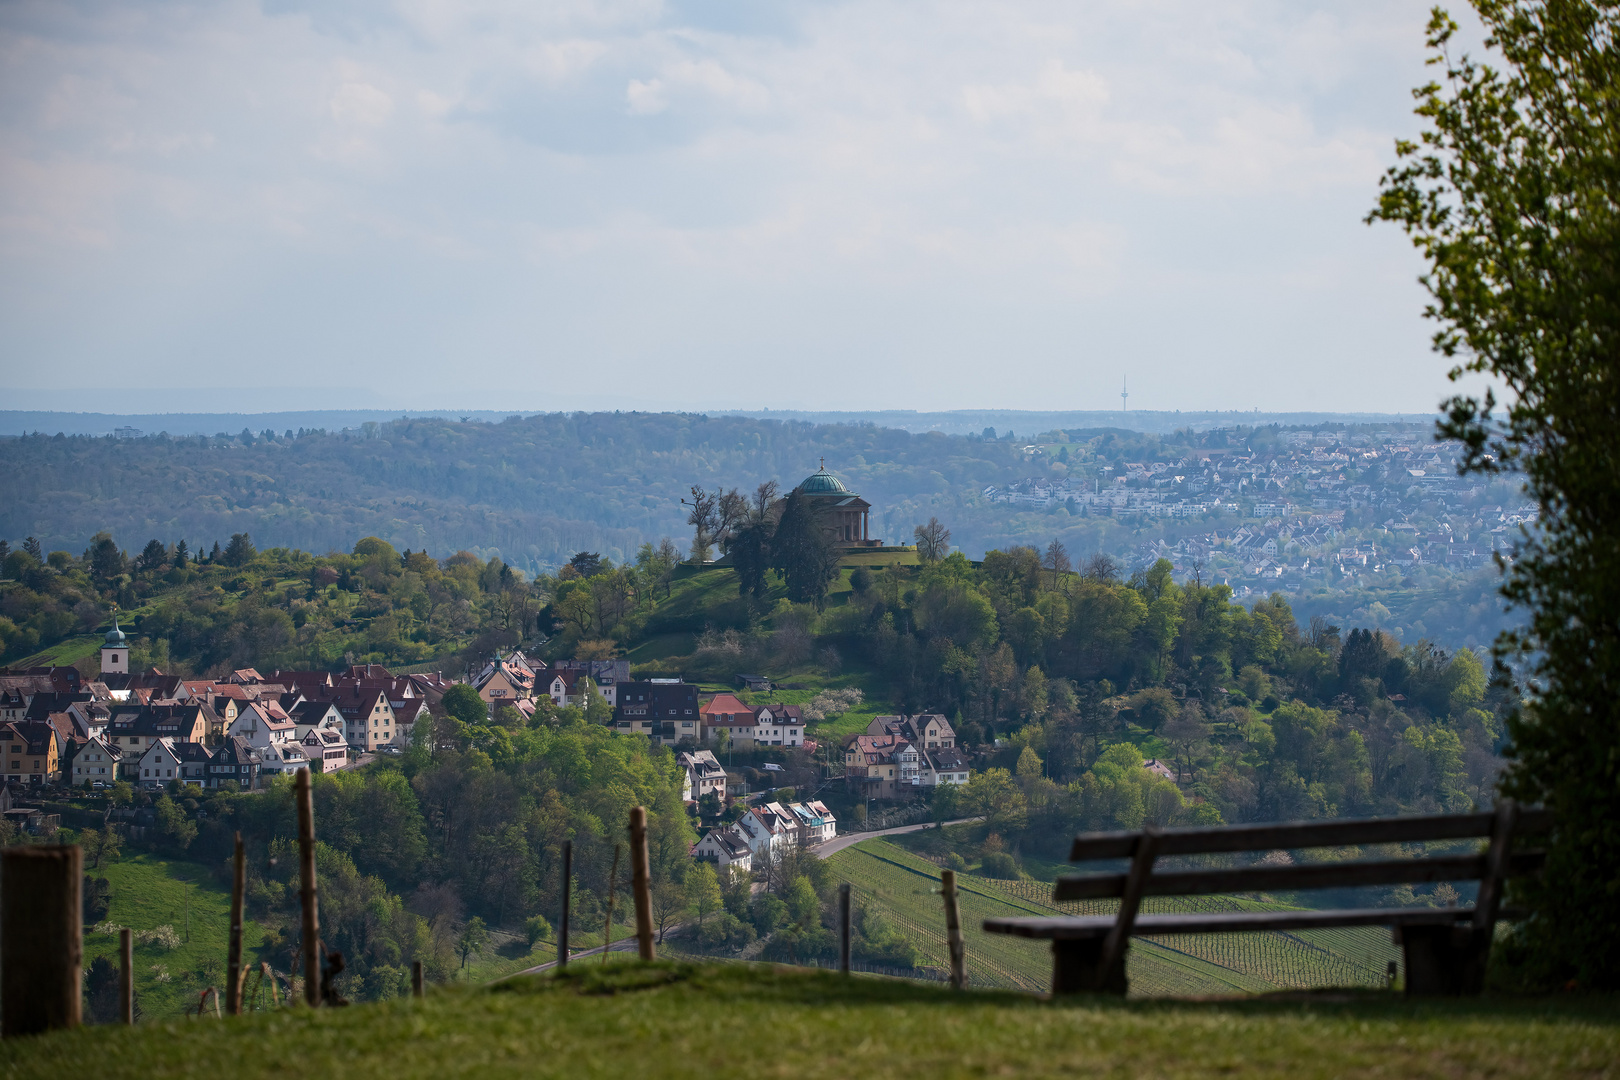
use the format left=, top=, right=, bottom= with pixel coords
left=1051, top=937, right=1127, bottom=996
left=1400, top=925, right=1490, bottom=996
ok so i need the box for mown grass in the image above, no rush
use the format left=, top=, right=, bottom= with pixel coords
left=4, top=961, right=1614, bottom=1080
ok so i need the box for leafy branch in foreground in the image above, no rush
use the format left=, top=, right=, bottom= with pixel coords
left=1369, top=0, right=1620, bottom=988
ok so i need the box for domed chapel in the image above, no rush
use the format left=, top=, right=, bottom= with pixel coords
left=794, top=461, right=881, bottom=548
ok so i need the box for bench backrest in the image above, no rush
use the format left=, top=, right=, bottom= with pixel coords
left=1054, top=804, right=1550, bottom=903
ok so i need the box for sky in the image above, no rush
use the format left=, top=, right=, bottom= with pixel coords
left=0, top=0, right=1482, bottom=415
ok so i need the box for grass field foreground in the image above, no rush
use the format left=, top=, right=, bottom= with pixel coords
left=3, top=962, right=1614, bottom=1080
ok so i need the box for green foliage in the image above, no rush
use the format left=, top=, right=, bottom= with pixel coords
left=1369, top=0, right=1620, bottom=988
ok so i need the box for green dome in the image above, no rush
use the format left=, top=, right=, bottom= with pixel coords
left=798, top=466, right=852, bottom=495
left=105, top=621, right=126, bottom=647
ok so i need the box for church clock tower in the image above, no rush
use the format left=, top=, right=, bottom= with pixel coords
left=100, top=611, right=129, bottom=675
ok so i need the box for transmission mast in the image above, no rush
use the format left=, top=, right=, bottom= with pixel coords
left=1121, top=376, right=1129, bottom=413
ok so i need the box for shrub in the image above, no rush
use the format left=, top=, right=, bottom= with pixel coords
left=979, top=852, right=1020, bottom=880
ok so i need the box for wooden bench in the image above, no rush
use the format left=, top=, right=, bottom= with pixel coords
left=983, top=800, right=1548, bottom=996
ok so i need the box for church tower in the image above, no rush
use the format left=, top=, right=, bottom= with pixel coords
left=100, top=611, right=129, bottom=675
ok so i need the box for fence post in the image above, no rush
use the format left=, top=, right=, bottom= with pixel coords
left=1, top=844, right=83, bottom=1036
left=602, top=843, right=621, bottom=964
left=839, top=883, right=851, bottom=975
left=294, top=768, right=320, bottom=1007
left=628, top=807, right=655, bottom=961
left=559, top=839, right=572, bottom=969
left=412, top=960, right=424, bottom=998
left=941, top=868, right=965, bottom=991
left=119, top=928, right=134, bottom=1025
left=227, top=830, right=245, bottom=1015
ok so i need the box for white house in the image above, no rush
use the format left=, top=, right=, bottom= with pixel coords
left=677, top=750, right=728, bottom=804
left=748, top=706, right=804, bottom=748
left=227, top=702, right=298, bottom=749
left=256, top=739, right=310, bottom=778
left=134, top=737, right=210, bottom=788
left=729, top=804, right=793, bottom=861
left=788, top=800, right=837, bottom=845
left=71, top=735, right=119, bottom=787
left=693, top=828, right=753, bottom=873
left=919, top=747, right=971, bottom=787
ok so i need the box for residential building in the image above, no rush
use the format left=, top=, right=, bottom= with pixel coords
left=207, top=736, right=261, bottom=790
left=749, top=705, right=803, bottom=748
left=134, top=737, right=210, bottom=788
left=1, top=721, right=59, bottom=785
left=677, top=750, right=728, bottom=804
left=70, top=735, right=120, bottom=787
left=693, top=828, right=753, bottom=873
left=613, top=681, right=700, bottom=744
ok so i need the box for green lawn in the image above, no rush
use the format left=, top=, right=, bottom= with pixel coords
left=85, top=854, right=265, bottom=1020
left=5, top=962, right=1614, bottom=1079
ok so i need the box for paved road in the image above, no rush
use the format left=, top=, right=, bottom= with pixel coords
left=506, top=923, right=691, bottom=978
left=813, top=817, right=983, bottom=858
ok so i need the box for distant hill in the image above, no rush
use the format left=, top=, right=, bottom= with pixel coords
left=0, top=407, right=1429, bottom=440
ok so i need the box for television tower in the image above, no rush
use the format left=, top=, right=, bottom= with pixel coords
left=1121, top=376, right=1129, bottom=413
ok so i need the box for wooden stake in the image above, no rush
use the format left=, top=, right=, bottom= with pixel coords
left=602, top=843, right=621, bottom=964
left=120, top=928, right=134, bottom=1025
left=839, top=883, right=851, bottom=975
left=411, top=960, right=424, bottom=998
left=941, top=869, right=965, bottom=991
left=629, top=807, right=655, bottom=961
left=294, top=767, right=320, bottom=1007
left=559, top=839, right=572, bottom=969
left=1, top=844, right=83, bottom=1036
left=227, top=830, right=245, bottom=1015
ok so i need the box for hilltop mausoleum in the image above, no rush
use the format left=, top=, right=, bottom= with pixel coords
left=796, top=462, right=881, bottom=548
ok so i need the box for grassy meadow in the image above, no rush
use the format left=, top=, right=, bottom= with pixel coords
left=5, top=961, right=1615, bottom=1080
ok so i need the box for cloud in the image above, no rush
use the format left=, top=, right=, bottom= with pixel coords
left=0, top=0, right=1457, bottom=413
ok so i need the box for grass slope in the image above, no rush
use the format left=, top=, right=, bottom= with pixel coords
left=85, top=855, right=265, bottom=1020
left=827, top=840, right=1400, bottom=996
left=5, top=962, right=1614, bottom=1080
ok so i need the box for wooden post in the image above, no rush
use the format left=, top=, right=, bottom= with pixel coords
left=941, top=869, right=965, bottom=991
left=602, top=843, right=621, bottom=964
left=119, top=928, right=134, bottom=1025
left=1, top=844, right=83, bottom=1036
left=226, top=830, right=245, bottom=1015
left=294, top=767, right=320, bottom=1006
left=839, top=883, right=851, bottom=975
left=629, top=807, right=655, bottom=961
left=411, top=960, right=423, bottom=998
left=1096, top=826, right=1160, bottom=992
left=559, top=840, right=572, bottom=969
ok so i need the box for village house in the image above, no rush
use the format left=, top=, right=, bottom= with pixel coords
left=749, top=705, right=803, bottom=748
left=134, top=737, right=211, bottom=788
left=692, top=828, right=753, bottom=873
left=206, top=736, right=261, bottom=790
left=612, top=681, right=700, bottom=744
left=697, top=692, right=755, bottom=746
left=70, top=734, right=120, bottom=787
left=107, top=703, right=212, bottom=777
left=919, top=746, right=971, bottom=786
left=866, top=713, right=956, bottom=748
left=1, top=720, right=59, bottom=786
left=787, top=800, right=838, bottom=845
left=677, top=750, right=727, bottom=804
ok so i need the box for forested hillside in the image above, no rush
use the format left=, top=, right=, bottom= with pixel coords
left=0, top=414, right=1032, bottom=573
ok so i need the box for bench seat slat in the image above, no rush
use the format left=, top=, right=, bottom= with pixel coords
left=1068, top=808, right=1552, bottom=862
left=984, top=907, right=1490, bottom=940
left=1052, top=850, right=1545, bottom=901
